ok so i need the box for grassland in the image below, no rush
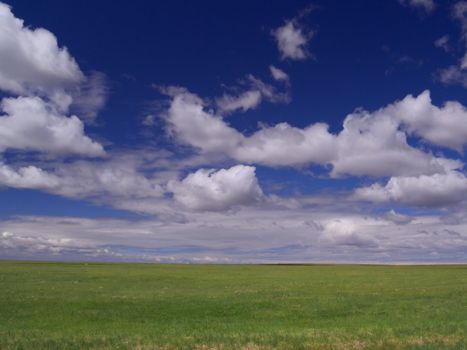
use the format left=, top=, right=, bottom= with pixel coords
left=0, top=261, right=467, bottom=349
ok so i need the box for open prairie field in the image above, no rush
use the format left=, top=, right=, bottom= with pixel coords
left=0, top=261, right=466, bottom=349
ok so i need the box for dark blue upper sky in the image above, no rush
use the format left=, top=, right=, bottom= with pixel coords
left=8, top=0, right=465, bottom=141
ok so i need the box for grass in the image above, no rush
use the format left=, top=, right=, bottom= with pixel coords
left=0, top=261, right=466, bottom=349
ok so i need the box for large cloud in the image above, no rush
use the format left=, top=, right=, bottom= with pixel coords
left=168, top=165, right=263, bottom=211
left=389, top=90, right=467, bottom=152
left=2, top=207, right=467, bottom=263
left=0, top=2, right=83, bottom=99
left=354, top=170, right=467, bottom=207
left=0, top=3, right=105, bottom=157
left=0, top=3, right=108, bottom=124
left=330, top=103, right=457, bottom=178
left=164, top=88, right=463, bottom=177
left=165, top=88, right=334, bottom=166
left=0, top=154, right=164, bottom=201
left=0, top=96, right=104, bottom=156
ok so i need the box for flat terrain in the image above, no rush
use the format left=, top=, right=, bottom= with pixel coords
left=0, top=262, right=466, bottom=349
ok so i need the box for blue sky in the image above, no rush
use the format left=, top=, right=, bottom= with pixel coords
left=0, top=0, right=467, bottom=263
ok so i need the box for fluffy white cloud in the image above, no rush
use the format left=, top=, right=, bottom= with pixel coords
left=165, top=89, right=244, bottom=153
left=0, top=2, right=83, bottom=99
left=165, top=88, right=463, bottom=177
left=355, top=170, right=467, bottom=207
left=165, top=89, right=335, bottom=166
left=168, top=165, right=263, bottom=211
left=321, top=218, right=378, bottom=248
left=388, top=90, right=467, bottom=152
left=0, top=154, right=165, bottom=202
left=399, top=0, right=436, bottom=13
left=273, top=20, right=311, bottom=60
left=0, top=162, right=59, bottom=190
left=0, top=96, right=104, bottom=156
left=330, top=103, right=457, bottom=177
left=53, top=160, right=164, bottom=199
left=269, top=65, right=290, bottom=82
left=0, top=2, right=107, bottom=160
left=233, top=122, right=337, bottom=166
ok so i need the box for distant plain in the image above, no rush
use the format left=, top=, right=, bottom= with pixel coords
left=0, top=261, right=466, bottom=349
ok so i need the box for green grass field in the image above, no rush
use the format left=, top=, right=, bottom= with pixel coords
left=1, top=261, right=467, bottom=349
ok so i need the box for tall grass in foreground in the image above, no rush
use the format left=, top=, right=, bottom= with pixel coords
left=0, top=261, right=466, bottom=349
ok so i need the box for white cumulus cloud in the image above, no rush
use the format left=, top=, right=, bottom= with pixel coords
left=168, top=165, right=263, bottom=211
left=0, top=97, right=104, bottom=156
left=233, top=122, right=337, bottom=167
left=355, top=170, right=467, bottom=207
left=164, top=88, right=464, bottom=177
left=389, top=90, right=467, bottom=152
left=165, top=89, right=244, bottom=153
left=0, top=2, right=106, bottom=158
left=0, top=2, right=84, bottom=99
left=0, top=162, right=59, bottom=190
left=0, top=96, right=104, bottom=156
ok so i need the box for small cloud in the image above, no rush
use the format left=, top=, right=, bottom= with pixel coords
left=384, top=210, right=413, bottom=225
left=321, top=219, right=378, bottom=248
left=72, top=71, right=109, bottom=124
left=215, top=74, right=290, bottom=115
left=247, top=75, right=291, bottom=104
left=434, top=35, right=451, bottom=52
left=269, top=65, right=290, bottom=83
left=399, top=0, right=436, bottom=14
left=437, top=64, right=467, bottom=88
left=382, top=45, right=423, bottom=66
left=272, top=9, right=314, bottom=61
left=216, top=90, right=262, bottom=114
left=142, top=114, right=156, bottom=126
